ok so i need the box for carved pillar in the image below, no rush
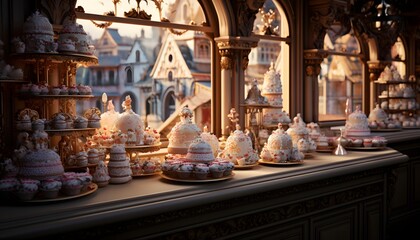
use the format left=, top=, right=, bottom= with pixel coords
left=215, top=37, right=258, bottom=139
left=303, top=49, right=328, bottom=123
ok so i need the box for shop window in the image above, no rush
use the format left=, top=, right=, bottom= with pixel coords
left=318, top=30, right=363, bottom=121
left=248, top=0, right=290, bottom=113
left=75, top=0, right=212, bottom=129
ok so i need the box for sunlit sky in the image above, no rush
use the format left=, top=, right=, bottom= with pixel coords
left=76, top=0, right=176, bottom=39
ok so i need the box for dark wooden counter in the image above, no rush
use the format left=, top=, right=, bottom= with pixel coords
left=0, top=148, right=408, bottom=240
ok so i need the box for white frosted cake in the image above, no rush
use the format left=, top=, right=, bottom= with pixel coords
left=344, top=106, right=371, bottom=137
left=167, top=106, right=201, bottom=155
left=261, top=123, right=304, bottom=162
left=220, top=125, right=259, bottom=166
left=261, top=62, right=290, bottom=125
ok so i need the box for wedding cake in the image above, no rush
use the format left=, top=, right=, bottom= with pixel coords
left=167, top=106, right=201, bottom=155
left=261, top=62, right=291, bottom=125
left=344, top=106, right=371, bottom=137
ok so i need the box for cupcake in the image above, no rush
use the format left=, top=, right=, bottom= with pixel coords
left=209, top=163, right=225, bottom=178
left=74, top=116, right=88, bottom=128
left=193, top=163, right=209, bottom=180
left=75, top=151, right=88, bottom=167
left=131, top=161, right=142, bottom=175
left=75, top=172, right=92, bottom=192
left=61, top=173, right=83, bottom=196
left=142, top=160, right=156, bottom=174
left=87, top=148, right=99, bottom=164
left=68, top=85, right=79, bottom=95
left=53, top=113, right=67, bottom=129
left=39, top=178, right=62, bottom=199
left=39, top=84, right=49, bottom=95
left=177, top=163, right=193, bottom=179
left=50, top=86, right=61, bottom=95
left=0, top=177, right=19, bottom=201
left=59, top=85, right=68, bottom=95
left=363, top=138, right=373, bottom=147
left=30, top=84, right=41, bottom=95
left=88, top=113, right=101, bottom=128
left=15, top=179, right=40, bottom=201
left=217, top=160, right=234, bottom=176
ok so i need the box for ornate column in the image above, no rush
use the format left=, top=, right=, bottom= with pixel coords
left=303, top=49, right=328, bottom=123
left=215, top=37, right=258, bottom=139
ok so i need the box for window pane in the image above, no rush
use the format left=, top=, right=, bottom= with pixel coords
left=319, top=31, right=363, bottom=121
left=75, top=0, right=211, bottom=129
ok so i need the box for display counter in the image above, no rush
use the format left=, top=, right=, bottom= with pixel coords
left=0, top=148, right=408, bottom=240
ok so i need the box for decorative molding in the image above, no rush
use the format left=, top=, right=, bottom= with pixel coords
left=310, top=5, right=349, bottom=49
left=349, top=0, right=404, bottom=61
left=219, top=49, right=233, bottom=70
left=53, top=168, right=385, bottom=239
left=304, top=50, right=328, bottom=76
left=215, top=37, right=259, bottom=50
left=241, top=49, right=251, bottom=70
left=234, top=0, right=265, bottom=37
left=39, top=0, right=77, bottom=25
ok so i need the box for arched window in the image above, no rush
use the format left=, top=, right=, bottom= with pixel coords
left=168, top=71, right=173, bottom=82
left=126, top=68, right=133, bottom=84
left=136, top=50, right=140, bottom=62
left=164, top=91, right=176, bottom=120
left=249, top=0, right=290, bottom=112
left=318, top=30, right=363, bottom=121
left=77, top=0, right=212, bottom=131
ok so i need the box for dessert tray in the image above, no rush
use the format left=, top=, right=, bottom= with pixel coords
left=258, top=159, right=304, bottom=166
left=132, top=171, right=162, bottom=177
left=234, top=163, right=259, bottom=169
left=160, top=173, right=234, bottom=183
left=19, top=183, right=98, bottom=203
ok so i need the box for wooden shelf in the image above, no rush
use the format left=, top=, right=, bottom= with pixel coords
left=9, top=52, right=98, bottom=65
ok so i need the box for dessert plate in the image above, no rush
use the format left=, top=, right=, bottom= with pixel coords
left=20, top=183, right=98, bottom=203
left=234, top=163, right=259, bottom=169
left=258, top=159, right=304, bottom=166
left=160, top=173, right=234, bottom=183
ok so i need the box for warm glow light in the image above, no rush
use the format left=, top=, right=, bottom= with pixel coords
left=102, top=92, right=108, bottom=103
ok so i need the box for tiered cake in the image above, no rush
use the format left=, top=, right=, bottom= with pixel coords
left=261, top=62, right=291, bottom=125
left=107, top=145, right=132, bottom=184
left=344, top=106, right=371, bottom=137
